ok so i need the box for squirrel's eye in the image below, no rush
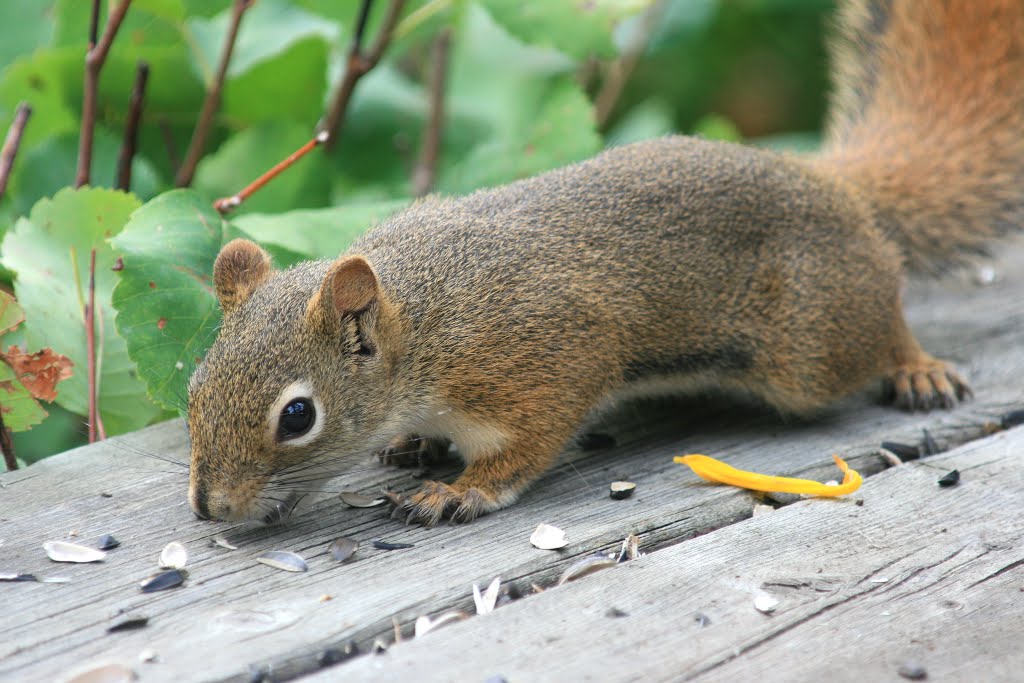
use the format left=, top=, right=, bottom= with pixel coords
left=279, top=398, right=315, bottom=439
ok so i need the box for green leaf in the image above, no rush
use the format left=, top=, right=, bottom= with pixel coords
left=693, top=113, right=742, bottom=142
left=221, top=37, right=331, bottom=125
left=0, top=292, right=48, bottom=432
left=12, top=402, right=86, bottom=462
left=605, top=98, right=676, bottom=146
left=435, top=5, right=601, bottom=193
left=185, top=0, right=335, bottom=125
left=185, top=0, right=339, bottom=81
left=0, top=187, right=160, bottom=434
left=51, top=1, right=206, bottom=121
left=0, top=363, right=48, bottom=432
left=193, top=122, right=331, bottom=215
left=0, top=2, right=58, bottom=75
left=233, top=199, right=409, bottom=259
left=441, top=77, right=601, bottom=193
left=480, top=0, right=651, bottom=60
left=110, top=190, right=232, bottom=412
left=53, top=0, right=187, bottom=46
left=753, top=131, right=822, bottom=154
left=327, top=65, right=438, bottom=200
left=11, top=131, right=164, bottom=219
left=0, top=53, right=80, bottom=152
left=0, top=291, right=26, bottom=335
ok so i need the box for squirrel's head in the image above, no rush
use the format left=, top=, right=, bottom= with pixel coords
left=187, top=239, right=403, bottom=523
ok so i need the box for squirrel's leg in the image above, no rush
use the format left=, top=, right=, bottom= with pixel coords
left=390, top=431, right=563, bottom=526
left=882, top=317, right=972, bottom=411
left=378, top=434, right=450, bottom=468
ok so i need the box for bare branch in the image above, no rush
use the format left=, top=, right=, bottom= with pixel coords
left=352, top=0, right=373, bottom=50
left=412, top=29, right=451, bottom=197
left=95, top=302, right=106, bottom=441
left=175, top=0, right=254, bottom=187
left=88, top=0, right=100, bottom=49
left=0, top=103, right=32, bottom=202
left=594, top=1, right=664, bottom=130
left=76, top=0, right=133, bottom=188
left=117, top=61, right=149, bottom=192
left=85, top=248, right=98, bottom=443
left=214, top=131, right=329, bottom=215
left=158, top=117, right=180, bottom=171
left=0, top=411, right=15, bottom=472
left=323, top=0, right=408, bottom=151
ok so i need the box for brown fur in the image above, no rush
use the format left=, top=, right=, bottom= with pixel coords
left=188, top=1, right=1020, bottom=525
left=822, top=0, right=1024, bottom=273
left=213, top=239, right=273, bottom=315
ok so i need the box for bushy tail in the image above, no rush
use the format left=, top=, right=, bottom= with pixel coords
left=820, top=0, right=1024, bottom=274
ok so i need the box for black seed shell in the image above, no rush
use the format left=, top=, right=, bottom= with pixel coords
left=139, top=569, right=187, bottom=593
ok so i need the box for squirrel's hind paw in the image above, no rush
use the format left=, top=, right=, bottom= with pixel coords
left=389, top=480, right=498, bottom=527
left=883, top=357, right=972, bottom=411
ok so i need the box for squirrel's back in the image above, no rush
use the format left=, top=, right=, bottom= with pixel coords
left=352, top=136, right=898, bottom=412
left=821, top=0, right=1024, bottom=273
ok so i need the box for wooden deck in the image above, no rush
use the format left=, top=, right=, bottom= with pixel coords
left=2, top=240, right=1023, bottom=683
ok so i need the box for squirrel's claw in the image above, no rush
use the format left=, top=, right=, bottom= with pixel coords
left=388, top=480, right=496, bottom=527
left=884, top=357, right=972, bottom=412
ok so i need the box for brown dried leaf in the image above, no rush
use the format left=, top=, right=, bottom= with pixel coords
left=3, top=346, right=73, bottom=402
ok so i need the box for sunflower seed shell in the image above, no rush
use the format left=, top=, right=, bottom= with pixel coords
left=139, top=569, right=187, bottom=593
left=529, top=523, right=567, bottom=550
left=96, top=534, right=121, bottom=550
left=159, top=542, right=187, bottom=569
left=339, top=492, right=387, bottom=508
left=257, top=551, right=308, bottom=572
left=43, top=541, right=107, bottom=563
left=328, top=537, right=359, bottom=562
left=557, top=554, right=617, bottom=586
left=609, top=481, right=636, bottom=500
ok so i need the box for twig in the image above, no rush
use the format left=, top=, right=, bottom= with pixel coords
left=593, top=1, right=664, bottom=130
left=76, top=0, right=133, bottom=188
left=214, top=131, right=329, bottom=215
left=0, top=412, right=15, bottom=472
left=85, top=248, right=99, bottom=443
left=175, top=0, right=254, bottom=187
left=158, top=117, right=180, bottom=171
left=576, top=56, right=601, bottom=94
left=322, top=0, right=408, bottom=151
left=117, top=61, right=149, bottom=192
left=393, top=0, right=451, bottom=42
left=95, top=302, right=106, bottom=441
left=412, top=29, right=451, bottom=197
left=88, top=0, right=100, bottom=48
left=0, top=103, right=32, bottom=202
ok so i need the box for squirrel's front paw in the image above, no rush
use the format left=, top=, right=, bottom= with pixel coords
left=883, top=356, right=972, bottom=411
left=388, top=480, right=499, bottom=526
left=377, top=435, right=450, bottom=468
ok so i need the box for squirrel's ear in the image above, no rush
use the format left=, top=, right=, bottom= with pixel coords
left=213, top=239, right=273, bottom=316
left=307, top=255, right=379, bottom=328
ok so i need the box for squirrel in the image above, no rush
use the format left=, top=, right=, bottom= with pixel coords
left=187, top=0, right=1024, bottom=526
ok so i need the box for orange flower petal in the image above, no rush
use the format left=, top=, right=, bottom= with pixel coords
left=673, top=454, right=862, bottom=497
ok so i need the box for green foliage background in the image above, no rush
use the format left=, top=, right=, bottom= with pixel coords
left=0, top=0, right=834, bottom=464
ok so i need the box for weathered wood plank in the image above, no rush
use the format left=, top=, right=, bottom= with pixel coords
left=325, top=427, right=1024, bottom=683
left=0, top=242, right=1021, bottom=682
